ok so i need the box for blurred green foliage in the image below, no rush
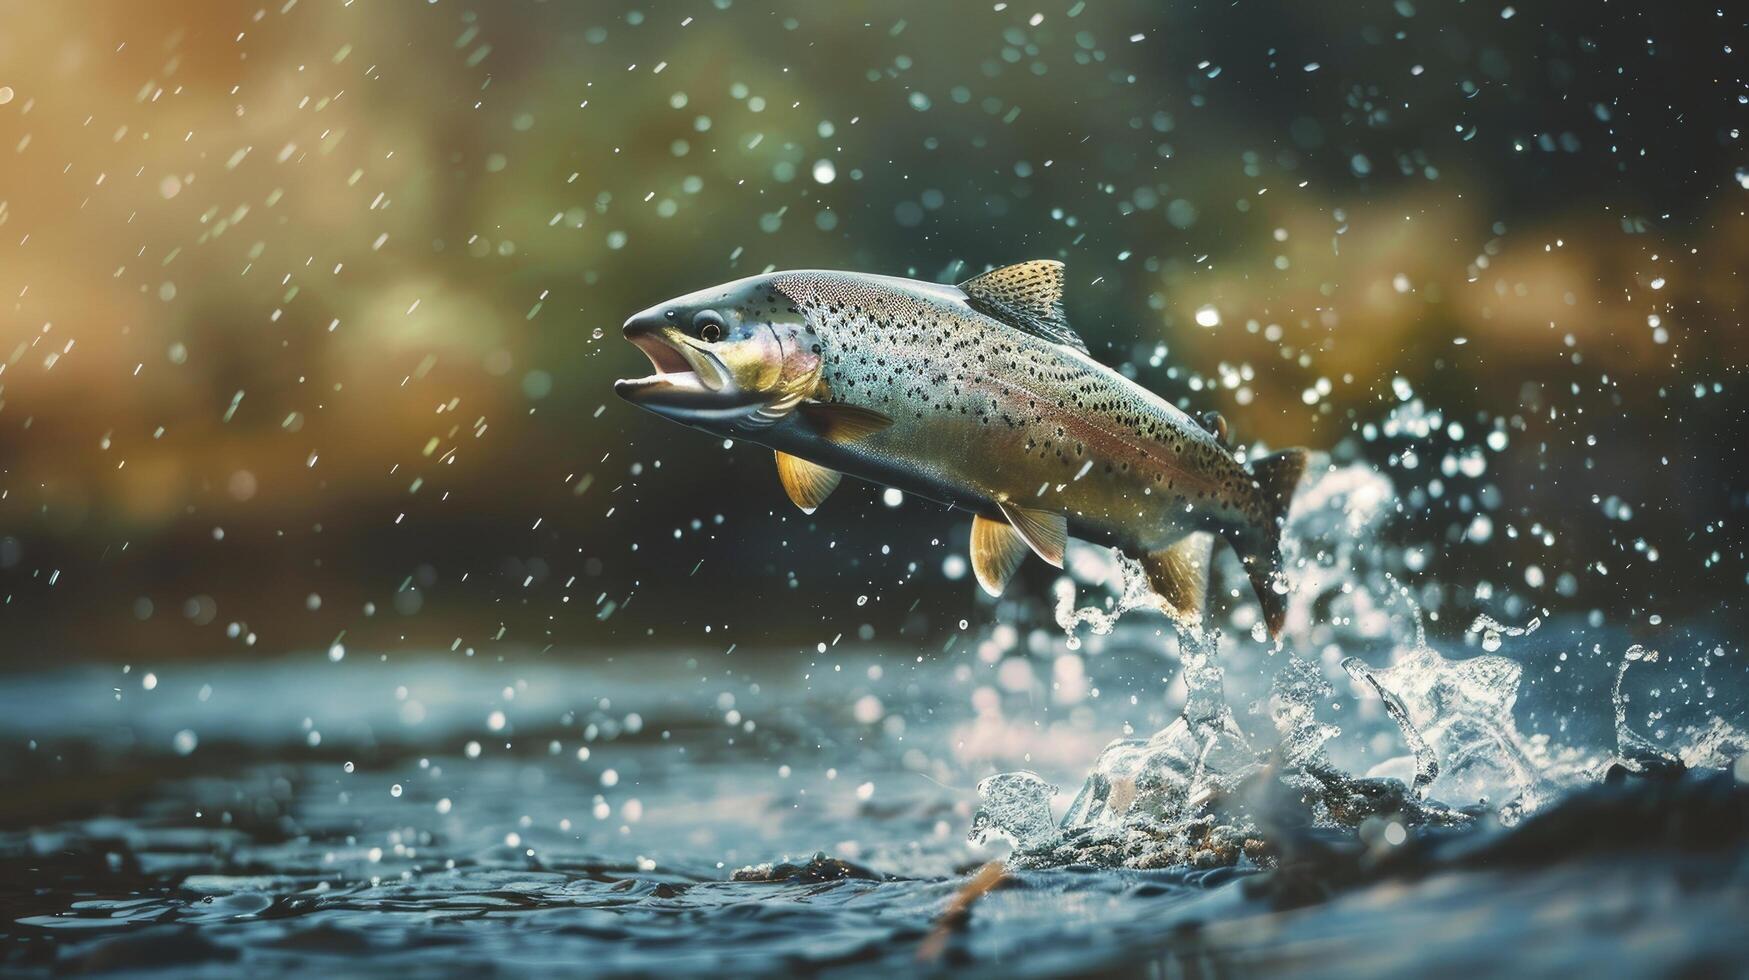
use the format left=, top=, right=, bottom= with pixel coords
left=0, top=0, right=1743, bottom=658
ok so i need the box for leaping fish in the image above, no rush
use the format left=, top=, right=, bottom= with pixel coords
left=614, top=260, right=1308, bottom=637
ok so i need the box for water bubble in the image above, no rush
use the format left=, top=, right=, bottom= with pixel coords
left=852, top=694, right=884, bottom=724
left=172, top=730, right=199, bottom=756
left=390, top=784, right=403, bottom=798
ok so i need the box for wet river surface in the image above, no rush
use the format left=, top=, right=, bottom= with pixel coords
left=3, top=643, right=1746, bottom=977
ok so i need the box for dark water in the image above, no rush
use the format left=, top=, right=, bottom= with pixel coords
left=3, top=645, right=1746, bottom=978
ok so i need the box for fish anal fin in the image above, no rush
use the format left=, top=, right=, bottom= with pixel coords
left=958, top=260, right=1088, bottom=354
left=798, top=401, right=893, bottom=443
left=995, top=500, right=1067, bottom=567
left=774, top=451, right=841, bottom=514
left=1140, top=532, right=1214, bottom=630
left=970, top=515, right=1030, bottom=597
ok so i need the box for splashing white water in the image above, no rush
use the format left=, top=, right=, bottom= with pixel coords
left=1051, top=550, right=1158, bottom=647
left=973, top=459, right=1746, bottom=867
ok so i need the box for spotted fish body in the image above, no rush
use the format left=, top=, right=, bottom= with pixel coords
left=615, top=261, right=1307, bottom=636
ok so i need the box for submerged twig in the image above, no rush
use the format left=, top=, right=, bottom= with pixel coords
left=917, top=860, right=1007, bottom=963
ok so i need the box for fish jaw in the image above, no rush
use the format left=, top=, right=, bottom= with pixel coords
left=613, top=314, right=745, bottom=427
left=617, top=314, right=729, bottom=390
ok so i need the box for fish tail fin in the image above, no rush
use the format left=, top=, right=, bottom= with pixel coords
left=1229, top=448, right=1309, bottom=641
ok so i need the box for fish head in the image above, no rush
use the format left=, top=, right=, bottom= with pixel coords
left=614, top=274, right=820, bottom=433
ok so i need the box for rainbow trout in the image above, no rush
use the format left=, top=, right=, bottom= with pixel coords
left=614, top=260, right=1307, bottom=637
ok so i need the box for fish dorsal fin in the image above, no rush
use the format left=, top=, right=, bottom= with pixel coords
left=798, top=401, right=894, bottom=443
left=957, top=260, right=1088, bottom=354
left=774, top=451, right=841, bottom=514
left=970, top=514, right=1030, bottom=597
left=995, top=500, right=1067, bottom=567
left=1140, top=532, right=1214, bottom=630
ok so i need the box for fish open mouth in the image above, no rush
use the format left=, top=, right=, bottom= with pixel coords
left=615, top=326, right=727, bottom=399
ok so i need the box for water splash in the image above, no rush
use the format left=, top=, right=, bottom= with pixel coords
left=975, top=540, right=1271, bottom=868
left=1469, top=614, right=1542, bottom=653
left=968, top=771, right=1059, bottom=850
left=1612, top=645, right=1681, bottom=771
left=1340, top=601, right=1549, bottom=816
left=974, top=460, right=1744, bottom=867
left=1268, top=653, right=1341, bottom=768
left=1051, top=550, right=1157, bottom=647
left=1341, top=655, right=1440, bottom=799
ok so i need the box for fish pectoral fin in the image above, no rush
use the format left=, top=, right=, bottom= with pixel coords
left=957, top=260, right=1089, bottom=354
left=970, top=515, right=1030, bottom=597
left=995, top=501, right=1068, bottom=567
left=1140, top=532, right=1214, bottom=629
left=798, top=401, right=894, bottom=443
left=774, top=451, right=841, bottom=514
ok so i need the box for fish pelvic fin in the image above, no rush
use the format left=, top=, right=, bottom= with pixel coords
left=995, top=501, right=1067, bottom=567
left=798, top=401, right=894, bottom=443
left=1140, top=532, right=1214, bottom=631
left=774, top=451, right=841, bottom=514
left=970, top=514, right=1030, bottom=597
left=1230, top=448, right=1310, bottom=641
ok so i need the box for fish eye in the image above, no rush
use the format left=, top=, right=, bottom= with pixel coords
left=694, top=311, right=725, bottom=343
